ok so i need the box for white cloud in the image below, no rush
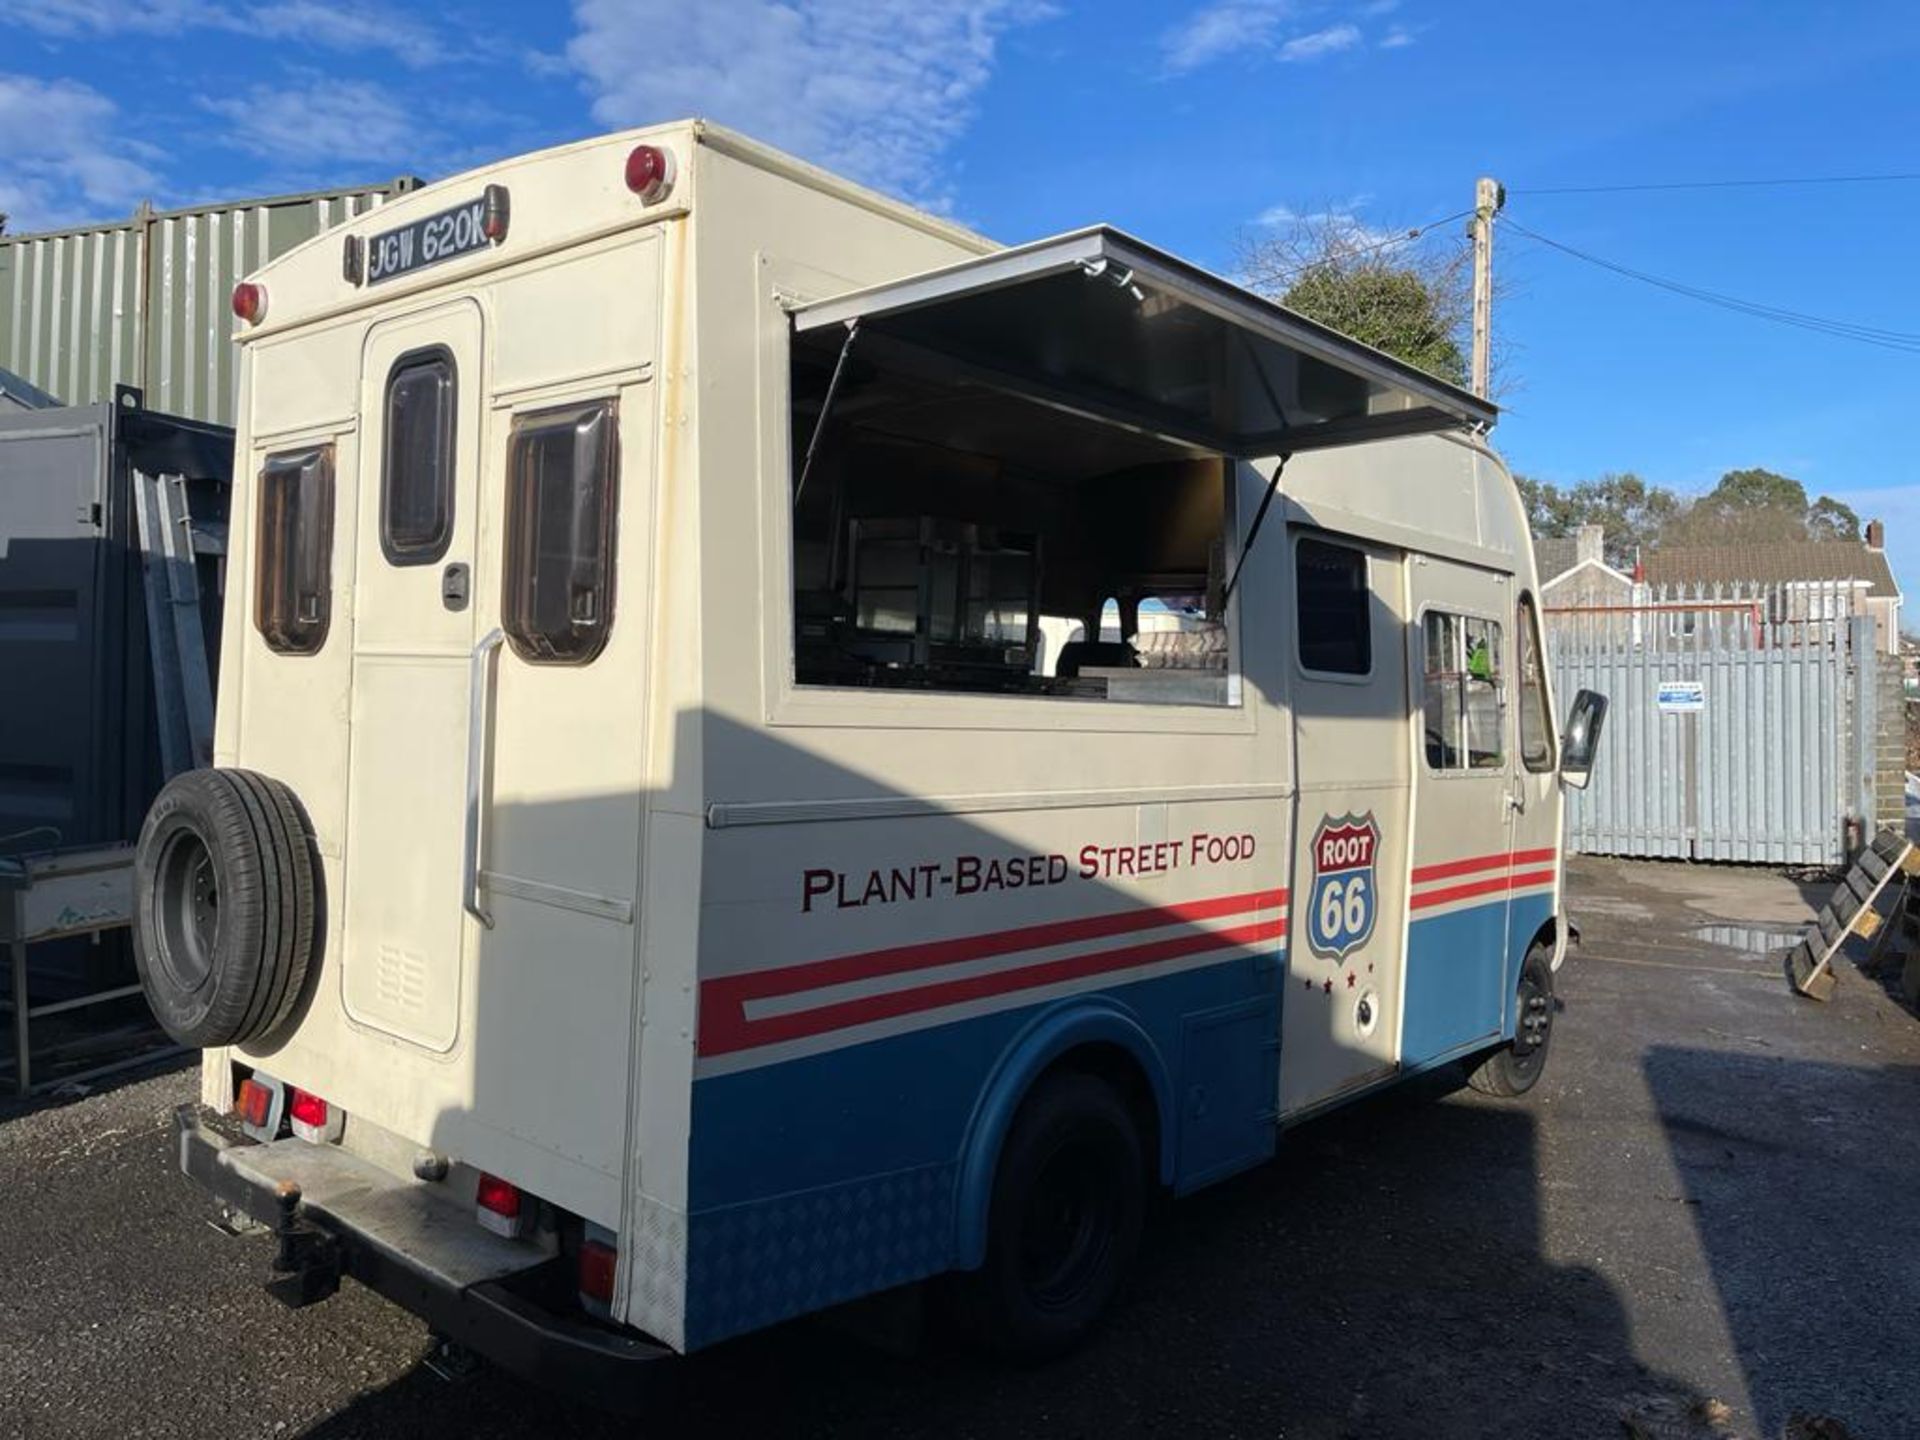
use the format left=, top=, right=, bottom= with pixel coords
left=1253, top=201, right=1399, bottom=250
left=1277, top=22, right=1359, bottom=60
left=1161, top=1, right=1295, bottom=74
left=0, top=73, right=160, bottom=232
left=566, top=0, right=1052, bottom=202
left=200, top=79, right=423, bottom=167
left=1380, top=23, right=1416, bottom=47
left=11, top=0, right=450, bottom=68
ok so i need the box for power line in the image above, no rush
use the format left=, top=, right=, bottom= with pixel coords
left=1255, top=206, right=1474, bottom=284
left=1516, top=171, right=1920, bottom=197
left=1502, top=218, right=1920, bottom=354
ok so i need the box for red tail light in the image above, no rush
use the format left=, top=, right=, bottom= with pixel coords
left=579, top=1235, right=617, bottom=1318
left=624, top=144, right=676, bottom=204
left=231, top=281, right=267, bottom=324
left=287, top=1086, right=342, bottom=1143
left=475, top=1174, right=526, bottom=1237
left=288, top=1088, right=326, bottom=1127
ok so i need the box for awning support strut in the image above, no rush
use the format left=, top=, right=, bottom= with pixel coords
left=793, top=318, right=859, bottom=510
left=1222, top=453, right=1291, bottom=607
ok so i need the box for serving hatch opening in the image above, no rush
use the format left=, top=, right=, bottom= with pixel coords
left=784, top=226, right=1494, bottom=707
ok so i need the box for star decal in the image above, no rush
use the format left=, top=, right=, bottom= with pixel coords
left=1347, top=971, right=1356, bottom=988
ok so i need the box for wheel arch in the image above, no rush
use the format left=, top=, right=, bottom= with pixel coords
left=953, top=998, right=1174, bottom=1270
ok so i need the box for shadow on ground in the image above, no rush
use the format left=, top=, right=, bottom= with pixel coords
left=299, top=1075, right=1720, bottom=1440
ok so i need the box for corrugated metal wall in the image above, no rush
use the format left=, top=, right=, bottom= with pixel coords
left=1548, top=581, right=1868, bottom=867
left=0, top=179, right=416, bottom=426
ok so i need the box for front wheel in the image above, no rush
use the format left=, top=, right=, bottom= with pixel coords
left=946, top=1070, right=1147, bottom=1362
left=1466, top=941, right=1556, bottom=1097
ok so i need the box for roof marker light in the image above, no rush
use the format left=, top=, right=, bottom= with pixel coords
left=231, top=281, right=267, bottom=325
left=624, top=145, right=676, bottom=204
left=482, top=183, right=511, bottom=243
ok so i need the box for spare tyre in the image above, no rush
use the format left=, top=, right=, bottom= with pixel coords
left=133, top=768, right=318, bottom=1048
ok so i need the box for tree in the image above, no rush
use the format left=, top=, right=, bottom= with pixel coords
left=1237, top=208, right=1476, bottom=389
left=1659, top=467, right=1860, bottom=547
left=1518, top=471, right=1681, bottom=567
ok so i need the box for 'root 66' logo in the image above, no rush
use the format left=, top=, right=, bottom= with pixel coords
left=1307, top=813, right=1380, bottom=960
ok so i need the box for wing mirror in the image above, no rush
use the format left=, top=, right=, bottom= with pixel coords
left=1559, top=688, right=1609, bottom=791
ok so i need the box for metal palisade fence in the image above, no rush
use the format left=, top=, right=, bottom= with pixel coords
left=1545, top=580, right=1883, bottom=867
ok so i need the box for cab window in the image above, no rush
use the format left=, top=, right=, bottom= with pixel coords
left=381, top=348, right=456, bottom=564
left=503, top=400, right=619, bottom=664
left=254, top=445, right=335, bottom=656
left=1423, top=610, right=1504, bottom=771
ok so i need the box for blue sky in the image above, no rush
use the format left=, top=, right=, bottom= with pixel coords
left=6, top=1, right=1920, bottom=592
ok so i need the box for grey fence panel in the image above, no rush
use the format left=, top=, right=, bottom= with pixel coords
left=1549, top=581, right=1860, bottom=867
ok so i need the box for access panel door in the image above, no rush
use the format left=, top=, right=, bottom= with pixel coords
left=1402, top=555, right=1518, bottom=1067
left=1279, top=531, right=1413, bottom=1118
left=339, top=303, right=483, bottom=1051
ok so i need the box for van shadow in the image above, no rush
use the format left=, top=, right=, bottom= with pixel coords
left=302, top=1078, right=1720, bottom=1439
left=1642, top=1046, right=1920, bottom=1439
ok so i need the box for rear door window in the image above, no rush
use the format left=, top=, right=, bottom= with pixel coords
left=381, top=348, right=456, bottom=564
left=255, top=445, right=335, bottom=655
left=503, top=400, right=620, bottom=664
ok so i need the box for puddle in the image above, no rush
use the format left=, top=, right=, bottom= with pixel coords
left=1689, top=923, right=1808, bottom=954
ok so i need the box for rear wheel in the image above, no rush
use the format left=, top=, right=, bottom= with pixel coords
left=1467, top=941, right=1555, bottom=1097
left=948, top=1070, right=1147, bottom=1362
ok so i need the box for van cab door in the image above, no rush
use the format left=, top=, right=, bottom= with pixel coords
left=1403, top=557, right=1521, bottom=1066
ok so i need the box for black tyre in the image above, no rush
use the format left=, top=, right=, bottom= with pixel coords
left=133, top=768, right=317, bottom=1048
left=1467, top=941, right=1556, bottom=1097
left=948, top=1070, right=1147, bottom=1362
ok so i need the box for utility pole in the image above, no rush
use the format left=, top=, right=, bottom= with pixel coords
left=1470, top=175, right=1505, bottom=401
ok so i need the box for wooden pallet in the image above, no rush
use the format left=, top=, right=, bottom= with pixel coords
left=1787, top=829, right=1917, bottom=1001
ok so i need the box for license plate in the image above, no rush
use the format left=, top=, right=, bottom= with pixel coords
left=365, top=196, right=491, bottom=285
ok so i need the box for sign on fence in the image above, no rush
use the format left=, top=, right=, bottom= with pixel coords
left=1655, top=680, right=1706, bottom=713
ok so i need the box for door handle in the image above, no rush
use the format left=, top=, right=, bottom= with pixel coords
left=464, top=627, right=505, bottom=928
left=1504, top=790, right=1525, bottom=815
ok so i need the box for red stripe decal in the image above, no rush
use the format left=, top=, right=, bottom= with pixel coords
left=1411, top=867, right=1557, bottom=911
left=698, top=890, right=1282, bottom=1059
left=1411, top=847, right=1557, bottom=884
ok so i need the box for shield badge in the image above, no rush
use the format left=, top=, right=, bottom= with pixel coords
left=1307, top=812, right=1380, bottom=960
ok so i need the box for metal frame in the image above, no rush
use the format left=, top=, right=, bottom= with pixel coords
left=791, top=225, right=1498, bottom=453
left=0, top=845, right=183, bottom=1097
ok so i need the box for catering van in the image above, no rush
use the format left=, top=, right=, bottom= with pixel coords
left=133, top=121, right=1607, bottom=1395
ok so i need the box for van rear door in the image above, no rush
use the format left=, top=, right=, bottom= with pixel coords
left=340, top=302, right=484, bottom=1053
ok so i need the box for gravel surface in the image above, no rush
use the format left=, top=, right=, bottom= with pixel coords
left=3, top=857, right=1918, bottom=1439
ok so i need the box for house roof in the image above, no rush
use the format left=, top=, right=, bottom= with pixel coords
left=1533, top=535, right=1578, bottom=582
left=1644, top=540, right=1900, bottom=598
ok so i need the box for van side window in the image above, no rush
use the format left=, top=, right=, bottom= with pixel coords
left=1517, top=595, right=1554, bottom=772
left=1423, top=611, right=1504, bottom=771
left=254, top=445, right=335, bottom=655
left=503, top=400, right=619, bottom=664
left=1295, top=537, right=1371, bottom=676
left=381, top=348, right=456, bottom=564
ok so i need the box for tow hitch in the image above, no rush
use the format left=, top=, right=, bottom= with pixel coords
left=266, top=1177, right=342, bottom=1307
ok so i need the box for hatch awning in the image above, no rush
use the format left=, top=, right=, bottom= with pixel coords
left=791, top=226, right=1495, bottom=458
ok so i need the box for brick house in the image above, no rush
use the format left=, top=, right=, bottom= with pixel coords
left=1643, top=521, right=1903, bottom=654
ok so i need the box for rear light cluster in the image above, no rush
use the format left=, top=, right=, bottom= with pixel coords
left=579, top=1223, right=618, bottom=1318
left=236, top=1076, right=276, bottom=1134
left=475, top=1173, right=527, bottom=1238
left=287, top=1087, right=343, bottom=1144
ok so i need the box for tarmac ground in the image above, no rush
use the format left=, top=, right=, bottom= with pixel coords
left=2, top=855, right=1917, bottom=1439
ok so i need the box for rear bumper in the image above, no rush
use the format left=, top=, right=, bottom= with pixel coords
left=174, top=1105, right=670, bottom=1406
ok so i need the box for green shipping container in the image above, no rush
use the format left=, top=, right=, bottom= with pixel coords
left=0, top=178, right=419, bottom=427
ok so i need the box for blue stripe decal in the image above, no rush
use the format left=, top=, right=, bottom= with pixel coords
left=1402, top=893, right=1556, bottom=1064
